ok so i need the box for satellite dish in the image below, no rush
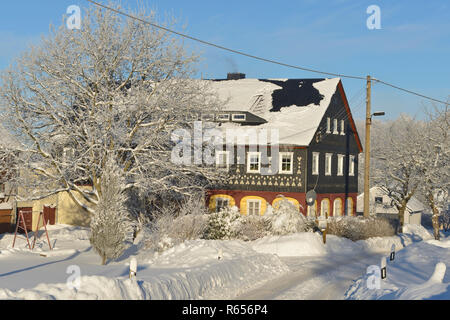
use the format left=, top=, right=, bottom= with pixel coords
left=306, top=190, right=317, bottom=206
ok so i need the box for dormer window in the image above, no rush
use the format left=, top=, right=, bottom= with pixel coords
left=217, top=114, right=230, bottom=121
left=201, top=114, right=215, bottom=121
left=333, top=119, right=338, bottom=134
left=232, top=114, right=246, bottom=121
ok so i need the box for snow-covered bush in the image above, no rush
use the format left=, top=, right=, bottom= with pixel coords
left=145, top=198, right=209, bottom=253
left=234, top=214, right=272, bottom=241
left=203, top=207, right=241, bottom=240
left=327, top=216, right=396, bottom=241
left=90, top=158, right=134, bottom=265
left=269, top=198, right=313, bottom=235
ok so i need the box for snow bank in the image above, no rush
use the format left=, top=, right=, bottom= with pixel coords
left=0, top=239, right=289, bottom=300
left=345, top=238, right=450, bottom=300
left=251, top=232, right=327, bottom=257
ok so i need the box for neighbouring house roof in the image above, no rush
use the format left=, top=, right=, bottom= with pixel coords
left=356, top=186, right=427, bottom=214
left=206, top=78, right=346, bottom=146
left=0, top=202, right=13, bottom=210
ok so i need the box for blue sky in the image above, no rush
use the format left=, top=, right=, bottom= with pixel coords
left=0, top=0, right=449, bottom=119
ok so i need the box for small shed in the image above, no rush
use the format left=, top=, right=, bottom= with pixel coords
left=356, top=186, right=427, bottom=225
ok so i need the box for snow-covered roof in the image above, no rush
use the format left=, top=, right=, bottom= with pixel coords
left=356, top=186, right=427, bottom=214
left=0, top=202, right=13, bottom=210
left=207, top=78, right=341, bottom=146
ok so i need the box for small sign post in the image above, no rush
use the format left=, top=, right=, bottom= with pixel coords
left=129, top=258, right=137, bottom=279
left=389, top=244, right=395, bottom=261
left=381, top=257, right=387, bottom=279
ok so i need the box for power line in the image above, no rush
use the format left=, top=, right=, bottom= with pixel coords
left=86, top=0, right=365, bottom=80
left=86, top=0, right=450, bottom=107
left=372, top=78, right=449, bottom=106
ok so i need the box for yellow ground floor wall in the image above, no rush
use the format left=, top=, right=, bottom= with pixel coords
left=17, top=189, right=91, bottom=231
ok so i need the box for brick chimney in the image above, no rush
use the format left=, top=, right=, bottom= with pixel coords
left=227, top=73, right=246, bottom=80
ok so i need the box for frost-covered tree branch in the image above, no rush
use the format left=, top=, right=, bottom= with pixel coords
left=0, top=3, right=223, bottom=217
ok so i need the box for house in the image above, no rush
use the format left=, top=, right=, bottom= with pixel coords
left=0, top=184, right=15, bottom=234
left=206, top=74, right=362, bottom=218
left=0, top=125, right=18, bottom=234
left=356, top=186, right=426, bottom=225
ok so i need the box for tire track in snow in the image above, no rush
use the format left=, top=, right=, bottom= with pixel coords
left=235, top=252, right=383, bottom=300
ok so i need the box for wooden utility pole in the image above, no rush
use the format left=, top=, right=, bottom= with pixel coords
left=363, top=75, right=372, bottom=218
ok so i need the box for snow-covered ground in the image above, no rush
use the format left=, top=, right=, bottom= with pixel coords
left=0, top=225, right=288, bottom=299
left=0, top=224, right=447, bottom=300
left=345, top=237, right=450, bottom=300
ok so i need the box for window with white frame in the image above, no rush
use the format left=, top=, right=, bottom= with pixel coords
left=326, top=117, right=331, bottom=133
left=340, top=120, right=345, bottom=135
left=334, top=198, right=342, bottom=216
left=337, top=154, right=344, bottom=176
left=349, top=155, right=355, bottom=176
left=320, top=199, right=330, bottom=218
left=247, top=152, right=261, bottom=173
left=279, top=152, right=293, bottom=174
left=247, top=200, right=261, bottom=215
left=217, top=114, right=230, bottom=121
left=216, top=151, right=229, bottom=170
left=312, top=152, right=319, bottom=175
left=215, top=198, right=229, bottom=212
left=333, top=119, right=338, bottom=134
left=232, top=113, right=246, bottom=121
left=307, top=201, right=317, bottom=218
left=201, top=113, right=215, bottom=121
left=325, top=153, right=332, bottom=176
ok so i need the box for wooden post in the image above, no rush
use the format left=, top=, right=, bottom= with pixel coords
left=363, top=75, right=372, bottom=218
left=12, top=210, right=32, bottom=250
left=32, top=212, right=52, bottom=250
left=129, top=257, right=137, bottom=279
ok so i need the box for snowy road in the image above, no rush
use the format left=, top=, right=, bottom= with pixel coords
left=235, top=252, right=384, bottom=300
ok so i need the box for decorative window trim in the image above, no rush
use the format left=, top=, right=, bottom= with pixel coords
left=279, top=152, right=294, bottom=174
left=247, top=152, right=261, bottom=173
left=216, top=151, right=230, bottom=170
left=337, top=154, right=344, bottom=176
left=325, top=153, right=333, bottom=176
left=312, top=152, right=319, bottom=175
left=232, top=113, right=246, bottom=121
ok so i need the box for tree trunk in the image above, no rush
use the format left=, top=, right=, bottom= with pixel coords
left=427, top=192, right=440, bottom=241
left=102, top=255, right=107, bottom=265
left=398, top=206, right=405, bottom=234
left=432, top=208, right=440, bottom=241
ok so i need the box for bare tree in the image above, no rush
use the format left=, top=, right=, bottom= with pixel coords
left=418, top=104, right=449, bottom=240
left=0, top=4, right=222, bottom=217
left=372, top=115, right=424, bottom=233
